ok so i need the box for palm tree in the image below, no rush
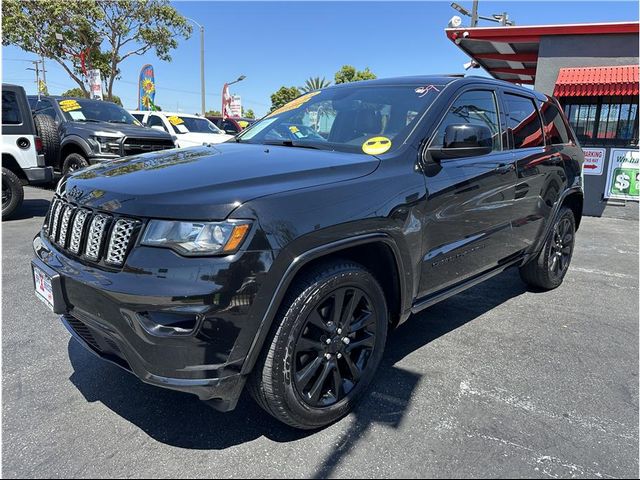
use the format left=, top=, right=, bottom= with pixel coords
left=300, top=76, right=331, bottom=93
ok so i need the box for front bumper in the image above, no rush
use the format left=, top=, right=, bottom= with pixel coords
left=32, top=232, right=275, bottom=411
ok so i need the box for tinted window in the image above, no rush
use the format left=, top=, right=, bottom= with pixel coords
left=2, top=91, right=22, bottom=125
left=131, top=113, right=145, bottom=122
left=147, top=115, right=167, bottom=131
left=222, top=120, right=240, bottom=133
left=34, top=99, right=58, bottom=121
left=432, top=90, right=501, bottom=151
left=505, top=94, right=544, bottom=149
left=541, top=102, right=570, bottom=145
left=57, top=98, right=138, bottom=125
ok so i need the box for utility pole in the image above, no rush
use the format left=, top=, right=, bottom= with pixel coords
left=471, top=0, right=479, bottom=27
left=40, top=55, right=47, bottom=93
left=27, top=60, right=42, bottom=100
left=186, top=18, right=205, bottom=115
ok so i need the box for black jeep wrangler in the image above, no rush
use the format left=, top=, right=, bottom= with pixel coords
left=31, top=76, right=584, bottom=429
left=28, top=96, right=176, bottom=175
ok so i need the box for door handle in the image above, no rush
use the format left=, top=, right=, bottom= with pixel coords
left=495, top=163, right=514, bottom=174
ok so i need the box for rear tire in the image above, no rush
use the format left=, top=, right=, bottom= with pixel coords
left=519, top=206, right=576, bottom=290
left=62, top=153, right=89, bottom=176
left=248, top=260, right=388, bottom=429
left=2, top=167, right=24, bottom=219
left=33, top=114, right=60, bottom=170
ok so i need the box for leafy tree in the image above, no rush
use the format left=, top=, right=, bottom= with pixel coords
left=205, top=110, right=222, bottom=117
left=2, top=0, right=191, bottom=103
left=243, top=108, right=255, bottom=119
left=270, top=86, right=301, bottom=112
left=334, top=65, right=377, bottom=84
left=60, top=87, right=122, bottom=106
left=300, top=76, right=331, bottom=93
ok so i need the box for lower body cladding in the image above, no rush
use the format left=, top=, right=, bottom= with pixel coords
left=32, top=233, right=276, bottom=412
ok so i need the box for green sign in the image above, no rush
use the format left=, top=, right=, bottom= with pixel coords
left=605, top=149, right=640, bottom=200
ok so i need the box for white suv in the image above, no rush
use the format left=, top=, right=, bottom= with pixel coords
left=2, top=84, right=55, bottom=218
left=130, top=111, right=233, bottom=148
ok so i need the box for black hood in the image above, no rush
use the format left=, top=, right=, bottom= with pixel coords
left=66, top=120, right=173, bottom=140
left=60, top=143, right=380, bottom=220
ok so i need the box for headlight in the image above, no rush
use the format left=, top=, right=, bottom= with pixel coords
left=88, top=135, right=121, bottom=155
left=141, top=220, right=252, bottom=255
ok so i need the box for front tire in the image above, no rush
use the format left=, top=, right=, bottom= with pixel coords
left=249, top=260, right=388, bottom=429
left=2, top=167, right=24, bottom=219
left=62, top=153, right=89, bottom=176
left=519, top=206, right=576, bottom=290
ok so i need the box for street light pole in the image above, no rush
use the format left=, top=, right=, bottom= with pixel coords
left=186, top=18, right=205, bottom=115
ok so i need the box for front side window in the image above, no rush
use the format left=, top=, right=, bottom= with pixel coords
left=504, top=94, right=544, bottom=149
left=541, top=102, right=570, bottom=145
left=431, top=90, right=501, bottom=151
left=2, top=91, right=22, bottom=125
left=238, top=84, right=445, bottom=154
left=147, top=114, right=167, bottom=131
left=58, top=98, right=139, bottom=125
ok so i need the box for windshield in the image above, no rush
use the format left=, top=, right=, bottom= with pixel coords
left=167, top=116, right=224, bottom=135
left=58, top=98, right=140, bottom=125
left=237, top=84, right=444, bottom=154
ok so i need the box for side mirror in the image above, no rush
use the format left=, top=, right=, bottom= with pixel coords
left=150, top=125, right=165, bottom=132
left=429, top=124, right=493, bottom=160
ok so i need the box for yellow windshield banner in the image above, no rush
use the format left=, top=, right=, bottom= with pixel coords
left=167, top=115, right=184, bottom=126
left=267, top=91, right=321, bottom=118
left=59, top=99, right=81, bottom=112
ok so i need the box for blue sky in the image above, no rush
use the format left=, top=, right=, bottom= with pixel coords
left=3, top=1, right=638, bottom=116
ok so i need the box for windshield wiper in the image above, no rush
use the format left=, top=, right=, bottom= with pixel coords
left=107, top=120, right=130, bottom=124
left=263, top=140, right=322, bottom=150
left=74, top=118, right=101, bottom=123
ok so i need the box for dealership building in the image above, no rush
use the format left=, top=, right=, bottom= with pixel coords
left=446, top=21, right=639, bottom=218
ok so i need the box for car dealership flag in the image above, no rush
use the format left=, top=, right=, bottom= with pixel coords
left=222, top=83, right=232, bottom=119
left=138, top=64, right=156, bottom=111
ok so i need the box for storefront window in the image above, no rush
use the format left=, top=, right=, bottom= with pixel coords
left=561, top=96, right=638, bottom=147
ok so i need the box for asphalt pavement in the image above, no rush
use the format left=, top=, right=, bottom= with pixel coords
left=2, top=186, right=638, bottom=478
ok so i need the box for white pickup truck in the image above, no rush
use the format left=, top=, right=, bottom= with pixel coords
left=2, top=84, right=55, bottom=218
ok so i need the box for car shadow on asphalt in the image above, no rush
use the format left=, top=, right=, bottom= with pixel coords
left=67, top=268, right=528, bottom=455
left=4, top=199, right=50, bottom=221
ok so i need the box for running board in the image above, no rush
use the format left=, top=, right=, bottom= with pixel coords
left=411, top=256, right=523, bottom=314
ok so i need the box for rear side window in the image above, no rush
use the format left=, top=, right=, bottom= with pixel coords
left=432, top=90, right=502, bottom=151
left=541, top=102, right=570, bottom=145
left=504, top=94, right=544, bottom=149
left=2, top=91, right=22, bottom=125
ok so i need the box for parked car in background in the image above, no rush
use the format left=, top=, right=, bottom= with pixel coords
left=207, top=115, right=256, bottom=135
left=131, top=111, right=233, bottom=147
left=28, top=96, right=176, bottom=175
left=2, top=84, right=54, bottom=218
left=32, top=75, right=584, bottom=429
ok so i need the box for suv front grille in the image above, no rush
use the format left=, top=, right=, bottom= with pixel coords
left=123, top=137, right=175, bottom=156
left=45, top=197, right=140, bottom=267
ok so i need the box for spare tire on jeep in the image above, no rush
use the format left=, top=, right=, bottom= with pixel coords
left=33, top=114, right=60, bottom=169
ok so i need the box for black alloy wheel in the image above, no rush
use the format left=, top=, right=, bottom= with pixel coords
left=549, top=216, right=573, bottom=279
left=293, top=286, right=377, bottom=408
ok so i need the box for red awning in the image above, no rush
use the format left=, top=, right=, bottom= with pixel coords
left=554, top=65, right=639, bottom=97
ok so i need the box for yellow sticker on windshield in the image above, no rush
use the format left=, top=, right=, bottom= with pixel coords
left=362, top=136, right=392, bottom=155
left=167, top=115, right=184, bottom=126
left=267, top=91, right=321, bottom=118
left=238, top=120, right=249, bottom=128
left=59, top=99, right=81, bottom=112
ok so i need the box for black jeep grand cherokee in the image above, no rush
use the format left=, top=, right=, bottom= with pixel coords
left=32, top=76, right=583, bottom=429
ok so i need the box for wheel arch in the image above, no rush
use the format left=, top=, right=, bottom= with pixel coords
left=561, top=190, right=583, bottom=231
left=1, top=153, right=27, bottom=181
left=60, top=138, right=90, bottom=161
left=240, top=233, right=408, bottom=375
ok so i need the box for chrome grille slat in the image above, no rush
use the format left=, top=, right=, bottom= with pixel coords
left=106, top=218, right=139, bottom=265
left=49, top=200, right=63, bottom=241
left=57, top=205, right=75, bottom=247
left=85, top=214, right=110, bottom=260
left=69, top=209, right=90, bottom=254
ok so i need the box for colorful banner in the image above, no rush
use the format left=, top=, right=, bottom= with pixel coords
left=222, top=83, right=232, bottom=119
left=87, top=69, right=103, bottom=101
left=230, top=95, right=242, bottom=117
left=605, top=148, right=640, bottom=200
left=138, top=64, right=156, bottom=111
